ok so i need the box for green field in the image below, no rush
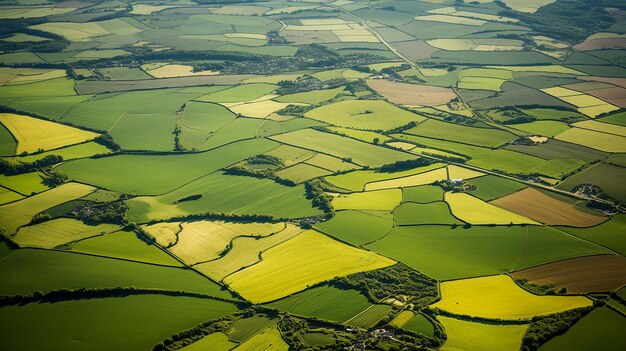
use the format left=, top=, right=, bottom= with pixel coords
left=540, top=307, right=626, bottom=351
left=402, top=185, right=444, bottom=203
left=347, top=304, right=393, bottom=328
left=394, top=202, right=462, bottom=225
left=0, top=295, right=238, bottom=351
left=403, top=313, right=435, bottom=337
left=0, top=249, right=231, bottom=298
left=315, top=210, right=393, bottom=245
left=466, top=175, right=527, bottom=201
left=58, top=139, right=279, bottom=195
left=305, top=100, right=425, bottom=131
left=269, top=285, right=372, bottom=322
left=557, top=163, right=626, bottom=202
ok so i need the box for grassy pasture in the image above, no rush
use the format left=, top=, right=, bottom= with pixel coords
left=195, top=83, right=277, bottom=103
left=403, top=313, right=435, bottom=337
left=366, top=225, right=526, bottom=280
left=276, top=86, right=346, bottom=104
left=513, top=225, right=611, bottom=271
left=270, top=129, right=413, bottom=167
left=304, top=153, right=359, bottom=173
left=333, top=189, right=402, bottom=211
left=0, top=171, right=48, bottom=195
left=328, top=127, right=392, bottom=144
left=557, top=162, right=626, bottom=202
left=511, top=120, right=571, bottom=137
left=0, top=78, right=76, bottom=99
left=348, top=304, right=393, bottom=328
left=0, top=188, right=23, bottom=205
left=433, top=275, right=592, bottom=320
left=232, top=325, right=288, bottom=351
left=505, top=139, right=606, bottom=163
left=326, top=163, right=444, bottom=191
left=0, top=182, right=95, bottom=235
left=438, top=316, right=528, bottom=351
left=58, top=138, right=279, bottom=195
left=275, top=163, right=331, bottom=184
left=540, top=307, right=626, bottom=351
left=394, top=202, right=462, bottom=226
left=315, top=210, right=393, bottom=245
left=490, top=188, right=606, bottom=227
left=126, top=172, right=320, bottom=222
left=71, top=230, right=181, bottom=266
left=0, top=113, right=98, bottom=155
left=466, top=175, right=526, bottom=201
left=170, top=221, right=284, bottom=264
left=304, top=100, right=425, bottom=131
left=0, top=249, right=230, bottom=297
left=404, top=119, right=515, bottom=148
left=224, top=230, right=395, bottom=303
left=195, top=225, right=303, bottom=281
left=445, top=192, right=538, bottom=225
left=402, top=185, right=444, bottom=203
left=511, top=255, right=626, bottom=294
left=0, top=122, right=16, bottom=155
left=0, top=295, right=238, bottom=351
left=12, top=218, right=119, bottom=249
left=269, top=285, right=372, bottom=322
left=559, top=215, right=626, bottom=256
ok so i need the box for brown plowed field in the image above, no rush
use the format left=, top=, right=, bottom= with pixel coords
left=366, top=79, right=456, bottom=106
left=490, top=188, right=606, bottom=227
left=511, top=255, right=626, bottom=293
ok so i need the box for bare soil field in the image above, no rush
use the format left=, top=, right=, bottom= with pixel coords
left=490, top=188, right=606, bottom=227
left=511, top=255, right=626, bottom=293
left=366, top=79, right=456, bottom=106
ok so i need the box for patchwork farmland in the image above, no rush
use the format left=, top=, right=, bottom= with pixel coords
left=0, top=0, right=625, bottom=350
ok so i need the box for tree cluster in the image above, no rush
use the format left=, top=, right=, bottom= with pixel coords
left=0, top=154, right=63, bottom=175
left=379, top=158, right=434, bottom=173
left=304, top=179, right=334, bottom=215
left=522, top=306, right=594, bottom=351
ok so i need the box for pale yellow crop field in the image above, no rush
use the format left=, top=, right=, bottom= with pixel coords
left=433, top=275, right=592, bottom=320
left=146, top=64, right=219, bottom=78
left=141, top=222, right=182, bottom=247
left=13, top=218, right=120, bottom=249
left=438, top=315, right=528, bottom=351
left=554, top=128, right=626, bottom=152
left=577, top=104, right=620, bottom=117
left=195, top=225, right=303, bottom=281
left=445, top=192, right=538, bottom=225
left=573, top=120, right=626, bottom=137
left=229, top=100, right=297, bottom=118
left=0, top=113, right=99, bottom=154
left=170, top=221, right=285, bottom=264
left=130, top=4, right=175, bottom=15
left=415, top=15, right=486, bottom=26
left=232, top=325, right=288, bottom=351
left=0, top=182, right=95, bottom=235
left=447, top=165, right=484, bottom=180
left=364, top=167, right=448, bottom=191
left=30, top=22, right=109, bottom=41
left=224, top=230, right=395, bottom=303
left=333, top=189, right=403, bottom=211
left=388, top=311, right=415, bottom=328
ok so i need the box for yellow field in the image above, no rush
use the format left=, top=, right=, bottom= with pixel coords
left=0, top=188, right=23, bottom=205
left=438, top=315, right=528, bottom=351
left=224, top=33, right=267, bottom=40
left=560, top=94, right=610, bottom=107
left=7, top=69, right=66, bottom=85
left=332, top=189, right=402, bottom=211
left=229, top=100, right=296, bottom=118
left=141, top=222, right=181, bottom=247
left=30, top=22, right=109, bottom=41
left=573, top=120, right=626, bottom=137
left=195, top=225, right=303, bottom=281
left=300, top=18, right=346, bottom=25
left=286, top=24, right=351, bottom=31
left=447, top=165, right=484, bottom=180
left=578, top=104, right=620, bottom=117
left=232, top=325, right=288, bottom=351
left=433, top=275, right=592, bottom=320
left=364, top=167, right=448, bottom=191
left=445, top=192, right=538, bottom=225
left=130, top=4, right=175, bottom=15
left=554, top=128, right=626, bottom=152
left=388, top=310, right=415, bottom=328
left=0, top=182, right=95, bottom=235
left=146, top=64, right=219, bottom=78
left=224, top=230, right=395, bottom=303
left=0, top=113, right=99, bottom=155
left=13, top=218, right=120, bottom=249
left=170, top=221, right=285, bottom=264
left=427, top=39, right=477, bottom=51
left=415, top=15, right=486, bottom=26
